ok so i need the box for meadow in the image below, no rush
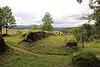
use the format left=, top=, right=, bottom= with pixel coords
left=0, top=29, right=100, bottom=67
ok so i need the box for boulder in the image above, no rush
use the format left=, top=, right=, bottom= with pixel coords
left=65, top=41, right=78, bottom=50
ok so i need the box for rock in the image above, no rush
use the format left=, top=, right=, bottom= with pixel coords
left=65, top=42, right=77, bottom=47
left=65, top=41, right=78, bottom=50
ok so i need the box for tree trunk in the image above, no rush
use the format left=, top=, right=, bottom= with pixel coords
left=6, top=27, right=7, bottom=34
left=81, top=31, right=84, bottom=48
left=5, top=24, right=8, bottom=34
left=0, top=26, right=2, bottom=35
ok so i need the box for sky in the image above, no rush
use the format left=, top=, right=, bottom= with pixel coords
left=0, top=0, right=91, bottom=27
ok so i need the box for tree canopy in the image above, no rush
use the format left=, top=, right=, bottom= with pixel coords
left=0, top=6, right=16, bottom=34
left=71, top=0, right=100, bottom=47
left=2, top=6, right=16, bottom=34
left=32, top=24, right=38, bottom=29
left=41, top=12, right=54, bottom=31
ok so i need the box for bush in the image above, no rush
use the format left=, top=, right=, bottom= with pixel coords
left=72, top=51, right=99, bottom=67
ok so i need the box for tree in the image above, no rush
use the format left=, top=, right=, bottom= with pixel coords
left=0, top=7, right=4, bottom=34
left=77, top=0, right=100, bottom=39
left=69, top=23, right=94, bottom=48
left=32, top=24, right=38, bottom=29
left=2, top=6, right=16, bottom=34
left=41, top=12, right=54, bottom=31
left=87, top=0, right=100, bottom=39
left=81, top=23, right=93, bottom=41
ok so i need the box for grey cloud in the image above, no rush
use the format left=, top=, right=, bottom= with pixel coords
left=61, top=14, right=87, bottom=20
left=14, top=12, right=36, bottom=21
left=54, top=20, right=83, bottom=24
left=14, top=12, right=87, bottom=27
left=53, top=20, right=85, bottom=27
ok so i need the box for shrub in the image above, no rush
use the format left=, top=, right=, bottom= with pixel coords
left=72, top=51, right=99, bottom=67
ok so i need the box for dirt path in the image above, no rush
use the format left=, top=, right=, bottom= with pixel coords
left=10, top=46, right=34, bottom=54
left=10, top=46, right=100, bottom=57
left=9, top=46, right=68, bottom=56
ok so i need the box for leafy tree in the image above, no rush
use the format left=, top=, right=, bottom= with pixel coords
left=32, top=24, right=38, bottom=29
left=87, top=0, right=100, bottom=39
left=77, top=0, right=100, bottom=40
left=69, top=27, right=81, bottom=42
left=41, top=12, right=54, bottom=31
left=81, top=23, right=94, bottom=42
left=2, top=6, right=16, bottom=34
left=69, top=23, right=94, bottom=48
left=0, top=7, right=4, bottom=34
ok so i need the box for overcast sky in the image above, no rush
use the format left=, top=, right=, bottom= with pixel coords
left=0, top=0, right=91, bottom=27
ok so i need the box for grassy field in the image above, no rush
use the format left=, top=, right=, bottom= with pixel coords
left=1, top=29, right=100, bottom=67
left=0, top=49, right=72, bottom=67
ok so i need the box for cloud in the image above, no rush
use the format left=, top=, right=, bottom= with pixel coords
left=0, top=0, right=91, bottom=27
left=53, top=20, right=87, bottom=27
left=14, top=12, right=36, bottom=21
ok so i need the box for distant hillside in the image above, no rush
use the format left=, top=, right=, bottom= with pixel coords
left=10, top=25, right=77, bottom=30
left=10, top=25, right=40, bottom=29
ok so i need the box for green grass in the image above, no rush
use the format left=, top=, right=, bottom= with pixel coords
left=0, top=49, right=72, bottom=67
left=2, top=29, right=100, bottom=67
left=4, top=36, right=22, bottom=46
left=4, top=34, right=77, bottom=55
left=17, top=35, right=78, bottom=55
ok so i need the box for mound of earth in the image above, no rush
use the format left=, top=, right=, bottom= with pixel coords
left=20, top=31, right=51, bottom=44
left=0, top=35, right=9, bottom=53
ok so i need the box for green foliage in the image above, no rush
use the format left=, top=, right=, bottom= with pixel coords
left=32, top=24, right=38, bottom=29
left=0, top=7, right=5, bottom=34
left=72, top=51, right=98, bottom=67
left=69, top=27, right=80, bottom=42
left=0, top=6, right=16, bottom=34
left=41, top=12, right=54, bottom=31
left=87, top=0, right=100, bottom=39
left=2, top=6, right=16, bottom=34
left=76, top=0, right=100, bottom=44
left=81, top=23, right=94, bottom=42
left=69, top=23, right=94, bottom=43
